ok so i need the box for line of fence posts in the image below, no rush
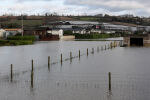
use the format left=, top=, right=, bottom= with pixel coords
left=9, top=41, right=119, bottom=89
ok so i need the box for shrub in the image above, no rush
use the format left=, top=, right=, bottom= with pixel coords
left=7, top=35, right=36, bottom=41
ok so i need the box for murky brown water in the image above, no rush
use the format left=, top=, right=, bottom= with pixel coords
left=0, top=39, right=150, bottom=100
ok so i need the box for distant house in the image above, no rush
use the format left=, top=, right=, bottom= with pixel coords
left=0, top=29, right=6, bottom=39
left=72, top=29, right=90, bottom=34
left=24, top=27, right=63, bottom=41
left=91, top=29, right=101, bottom=34
left=103, top=30, right=116, bottom=34
left=73, top=29, right=101, bottom=34
left=47, top=29, right=63, bottom=38
left=4, top=28, right=22, bottom=38
left=24, top=27, right=48, bottom=40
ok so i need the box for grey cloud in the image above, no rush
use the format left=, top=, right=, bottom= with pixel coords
left=1, top=0, right=150, bottom=16
left=64, top=0, right=150, bottom=14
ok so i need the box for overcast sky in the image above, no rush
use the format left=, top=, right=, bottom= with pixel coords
left=0, top=0, right=149, bottom=16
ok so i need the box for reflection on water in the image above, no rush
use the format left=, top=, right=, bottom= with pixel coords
left=0, top=39, right=150, bottom=100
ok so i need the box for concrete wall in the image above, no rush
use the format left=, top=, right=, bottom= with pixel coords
left=123, top=37, right=130, bottom=46
left=123, top=34, right=150, bottom=47
left=0, top=29, right=6, bottom=39
left=61, top=35, right=75, bottom=40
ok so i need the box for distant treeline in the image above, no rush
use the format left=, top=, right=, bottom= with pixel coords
left=0, top=14, right=150, bottom=28
left=75, top=34, right=120, bottom=39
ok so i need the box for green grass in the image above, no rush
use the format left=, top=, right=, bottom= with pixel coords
left=79, top=17, right=100, bottom=21
left=7, top=35, right=36, bottom=41
left=0, top=35, right=36, bottom=46
left=0, top=40, right=33, bottom=46
left=72, top=16, right=100, bottom=21
left=1, top=20, right=43, bottom=27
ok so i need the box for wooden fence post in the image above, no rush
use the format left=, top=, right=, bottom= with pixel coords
left=70, top=52, right=72, bottom=62
left=10, top=64, right=13, bottom=82
left=48, top=56, right=50, bottom=70
left=31, top=70, right=34, bottom=88
left=108, top=72, right=111, bottom=91
left=32, top=59, right=34, bottom=72
left=79, top=50, right=80, bottom=58
left=31, top=59, right=34, bottom=88
left=92, top=48, right=94, bottom=54
left=61, top=53, right=63, bottom=63
left=97, top=46, right=99, bottom=52
left=87, top=48, right=88, bottom=56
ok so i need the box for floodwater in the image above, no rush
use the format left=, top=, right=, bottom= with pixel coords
left=0, top=39, right=150, bottom=100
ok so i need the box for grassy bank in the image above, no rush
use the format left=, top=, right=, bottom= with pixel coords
left=0, top=40, right=33, bottom=46
left=0, top=35, right=36, bottom=46
left=7, top=35, right=36, bottom=41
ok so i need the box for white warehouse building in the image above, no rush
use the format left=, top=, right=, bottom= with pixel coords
left=47, top=29, right=63, bottom=38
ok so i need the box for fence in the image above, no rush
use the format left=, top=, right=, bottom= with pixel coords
left=0, top=41, right=123, bottom=88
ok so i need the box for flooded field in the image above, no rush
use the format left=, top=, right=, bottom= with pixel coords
left=0, top=39, right=150, bottom=100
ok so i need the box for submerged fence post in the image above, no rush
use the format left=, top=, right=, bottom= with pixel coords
left=32, top=59, right=34, bottom=72
left=114, top=41, right=116, bottom=48
left=31, top=59, right=34, bottom=88
left=111, top=42, right=113, bottom=49
left=97, top=46, right=99, bottom=52
left=87, top=48, right=88, bottom=56
left=70, top=52, right=72, bottom=62
left=10, top=64, right=13, bottom=82
left=92, top=48, right=94, bottom=54
left=79, top=50, right=80, bottom=59
left=31, top=70, right=34, bottom=88
left=108, top=72, right=112, bottom=91
left=60, top=53, right=63, bottom=63
left=48, top=56, right=50, bottom=70
left=61, top=53, right=63, bottom=65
